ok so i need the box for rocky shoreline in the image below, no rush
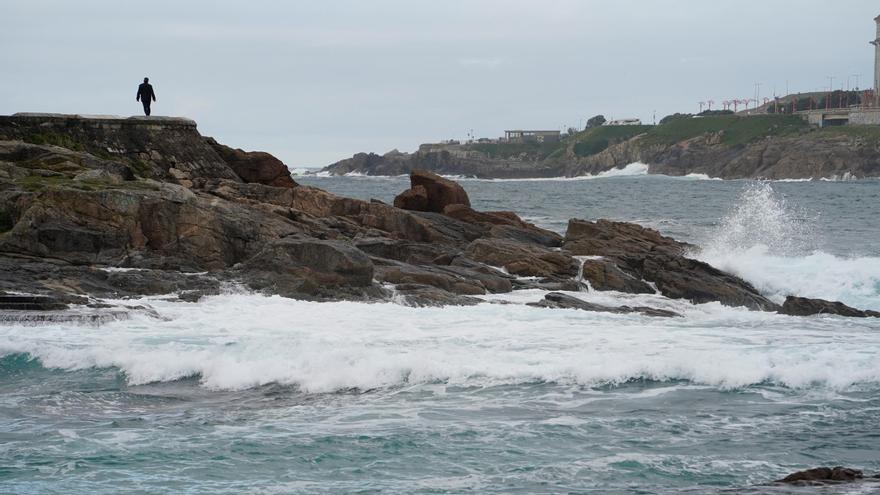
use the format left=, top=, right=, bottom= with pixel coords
left=0, top=113, right=876, bottom=321
left=320, top=117, right=880, bottom=180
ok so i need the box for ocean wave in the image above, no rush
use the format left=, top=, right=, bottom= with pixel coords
left=696, top=181, right=880, bottom=309
left=1, top=294, right=878, bottom=393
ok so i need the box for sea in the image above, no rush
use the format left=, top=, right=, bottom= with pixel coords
left=2, top=165, right=880, bottom=494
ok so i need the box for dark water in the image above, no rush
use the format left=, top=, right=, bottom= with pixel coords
left=2, top=174, right=880, bottom=494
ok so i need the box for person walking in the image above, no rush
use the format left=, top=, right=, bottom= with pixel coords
left=136, top=77, right=156, bottom=116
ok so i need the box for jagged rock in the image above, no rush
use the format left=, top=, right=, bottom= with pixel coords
left=393, top=185, right=429, bottom=211
left=580, top=258, right=654, bottom=294
left=408, top=169, right=470, bottom=213
left=465, top=238, right=577, bottom=278
left=780, top=296, right=880, bottom=318
left=616, top=254, right=779, bottom=311
left=564, top=219, right=778, bottom=311
left=237, top=236, right=374, bottom=298
left=776, top=467, right=864, bottom=485
left=529, top=292, right=681, bottom=317
left=206, top=138, right=297, bottom=188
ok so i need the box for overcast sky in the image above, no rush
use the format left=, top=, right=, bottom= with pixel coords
left=2, top=1, right=878, bottom=166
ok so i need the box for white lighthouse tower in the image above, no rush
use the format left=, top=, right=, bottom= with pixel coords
left=873, top=15, right=880, bottom=105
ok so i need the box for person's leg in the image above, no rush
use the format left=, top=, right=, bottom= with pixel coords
left=143, top=101, right=151, bottom=116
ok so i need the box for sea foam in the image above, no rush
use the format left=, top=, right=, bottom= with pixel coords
left=2, top=291, right=879, bottom=393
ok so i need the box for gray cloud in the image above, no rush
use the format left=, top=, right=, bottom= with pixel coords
left=2, top=0, right=878, bottom=166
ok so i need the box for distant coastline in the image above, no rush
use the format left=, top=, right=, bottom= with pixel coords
left=319, top=114, right=880, bottom=181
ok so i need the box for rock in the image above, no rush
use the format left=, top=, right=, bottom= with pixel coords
left=389, top=283, right=482, bottom=307
left=354, top=237, right=461, bottom=265
left=0, top=294, right=68, bottom=311
left=73, top=169, right=123, bottom=184
left=443, top=204, right=562, bottom=247
left=408, top=169, right=470, bottom=213
left=776, top=466, right=863, bottom=485
left=780, top=296, right=880, bottom=318
left=616, top=254, right=779, bottom=311
left=579, top=258, right=654, bottom=294
left=372, top=258, right=486, bottom=295
left=393, top=185, right=429, bottom=211
left=529, top=292, right=681, bottom=317
left=465, top=238, right=577, bottom=278
left=237, top=236, right=374, bottom=298
left=207, top=138, right=297, bottom=188
left=563, top=219, right=778, bottom=311
left=564, top=219, right=690, bottom=258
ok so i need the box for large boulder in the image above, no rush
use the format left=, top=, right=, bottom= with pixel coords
left=207, top=138, right=297, bottom=188
left=776, top=467, right=864, bottom=485
left=392, top=184, right=429, bottom=211
left=780, top=296, right=880, bottom=318
left=394, top=169, right=470, bottom=213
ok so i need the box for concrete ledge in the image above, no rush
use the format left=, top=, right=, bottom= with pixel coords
left=1, top=113, right=197, bottom=128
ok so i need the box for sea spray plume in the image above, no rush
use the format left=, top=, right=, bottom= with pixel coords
left=699, top=181, right=820, bottom=258
left=695, top=182, right=880, bottom=309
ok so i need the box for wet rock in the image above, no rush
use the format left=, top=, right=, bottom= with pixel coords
left=564, top=219, right=778, bottom=311
left=465, top=238, right=577, bottom=278
left=529, top=292, right=681, bottom=318
left=373, top=259, right=486, bottom=295
left=392, top=184, right=429, bottom=211
left=237, top=236, right=374, bottom=298
left=776, top=466, right=864, bottom=485
left=580, top=258, right=654, bottom=294
left=780, top=296, right=880, bottom=318
left=616, top=254, right=779, bottom=311
left=0, top=294, right=68, bottom=311
left=390, top=283, right=482, bottom=307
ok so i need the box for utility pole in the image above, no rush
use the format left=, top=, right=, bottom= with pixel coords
left=754, top=83, right=761, bottom=112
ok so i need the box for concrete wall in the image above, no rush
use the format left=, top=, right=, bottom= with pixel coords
left=798, top=109, right=880, bottom=127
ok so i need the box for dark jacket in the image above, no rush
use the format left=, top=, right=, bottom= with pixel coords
left=137, top=83, right=156, bottom=102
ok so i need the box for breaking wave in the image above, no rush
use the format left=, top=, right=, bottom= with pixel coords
left=1, top=292, right=879, bottom=393
left=697, top=182, right=880, bottom=309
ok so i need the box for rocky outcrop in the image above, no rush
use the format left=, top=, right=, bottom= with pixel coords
left=780, top=296, right=880, bottom=318
left=236, top=236, right=375, bottom=299
left=206, top=138, right=297, bottom=188
left=564, top=219, right=779, bottom=310
left=394, top=170, right=470, bottom=213
left=320, top=118, right=880, bottom=180
left=2, top=113, right=876, bottom=318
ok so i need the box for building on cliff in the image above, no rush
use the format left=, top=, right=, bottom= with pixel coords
left=503, top=130, right=560, bottom=143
